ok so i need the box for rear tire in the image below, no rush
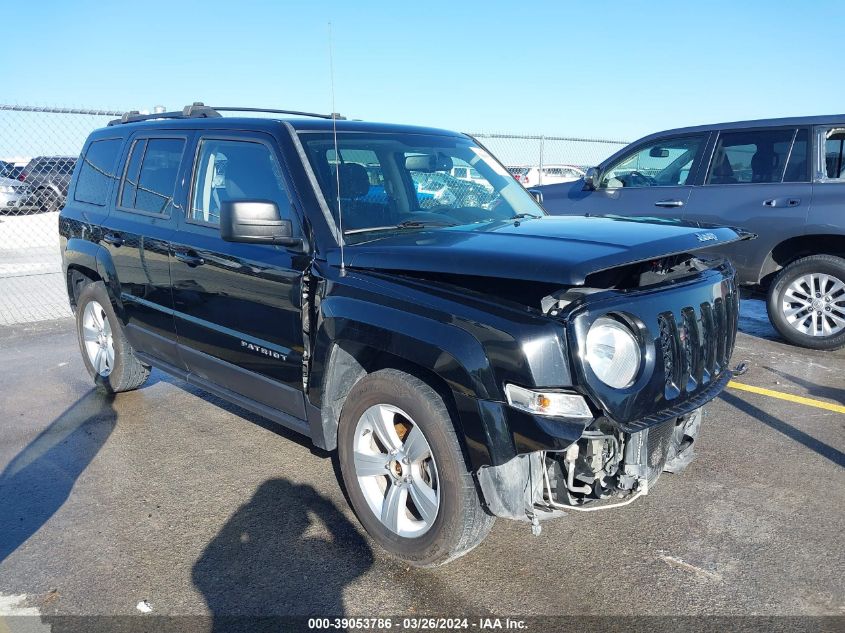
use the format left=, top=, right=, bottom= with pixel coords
left=766, top=255, right=845, bottom=350
left=75, top=281, right=151, bottom=393
left=337, top=369, right=493, bottom=567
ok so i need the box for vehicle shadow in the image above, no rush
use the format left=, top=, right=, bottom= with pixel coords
left=0, top=389, right=117, bottom=564
left=192, top=477, right=374, bottom=632
left=720, top=391, right=845, bottom=468
left=762, top=366, right=845, bottom=405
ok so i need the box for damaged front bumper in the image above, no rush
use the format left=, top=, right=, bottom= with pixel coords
left=477, top=407, right=704, bottom=522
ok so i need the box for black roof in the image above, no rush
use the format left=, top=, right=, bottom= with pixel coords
left=100, top=103, right=464, bottom=138
left=96, top=116, right=464, bottom=139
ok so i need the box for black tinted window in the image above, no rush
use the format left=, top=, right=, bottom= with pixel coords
left=190, top=138, right=292, bottom=226
left=74, top=139, right=122, bottom=206
left=120, top=138, right=185, bottom=214
left=783, top=129, right=810, bottom=182
left=707, top=129, right=795, bottom=184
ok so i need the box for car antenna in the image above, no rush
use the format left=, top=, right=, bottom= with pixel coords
left=329, top=21, right=345, bottom=275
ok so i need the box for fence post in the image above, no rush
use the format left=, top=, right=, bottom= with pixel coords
left=538, top=135, right=546, bottom=185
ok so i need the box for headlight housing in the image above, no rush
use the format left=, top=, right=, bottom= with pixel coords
left=585, top=316, right=642, bottom=389
left=504, top=384, right=592, bottom=418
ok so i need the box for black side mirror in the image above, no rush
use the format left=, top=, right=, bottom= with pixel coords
left=527, top=188, right=544, bottom=204
left=220, top=200, right=300, bottom=247
left=583, top=167, right=599, bottom=191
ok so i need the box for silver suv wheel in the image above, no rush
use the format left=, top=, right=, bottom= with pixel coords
left=81, top=300, right=114, bottom=376
left=352, top=403, right=440, bottom=538
left=781, top=273, right=845, bottom=337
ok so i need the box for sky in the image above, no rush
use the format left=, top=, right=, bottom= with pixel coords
left=5, top=1, right=844, bottom=141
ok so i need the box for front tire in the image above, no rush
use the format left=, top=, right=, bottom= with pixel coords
left=76, top=281, right=151, bottom=393
left=337, top=369, right=494, bottom=567
left=766, top=255, right=845, bottom=350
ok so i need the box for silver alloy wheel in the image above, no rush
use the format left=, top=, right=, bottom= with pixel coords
left=352, top=403, right=440, bottom=538
left=782, top=273, right=845, bottom=337
left=81, top=300, right=114, bottom=377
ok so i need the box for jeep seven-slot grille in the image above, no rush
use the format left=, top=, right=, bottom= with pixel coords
left=657, top=290, right=738, bottom=400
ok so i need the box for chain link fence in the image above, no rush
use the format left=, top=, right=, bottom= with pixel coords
left=0, top=104, right=627, bottom=326
left=469, top=132, right=628, bottom=186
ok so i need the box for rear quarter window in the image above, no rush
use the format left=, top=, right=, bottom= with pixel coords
left=74, top=139, right=123, bottom=206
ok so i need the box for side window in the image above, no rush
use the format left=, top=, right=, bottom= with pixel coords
left=190, top=138, right=293, bottom=226
left=706, top=129, right=796, bottom=185
left=602, top=135, right=705, bottom=188
left=74, top=139, right=122, bottom=206
left=783, top=129, right=810, bottom=182
left=823, top=128, right=845, bottom=180
left=120, top=138, right=185, bottom=214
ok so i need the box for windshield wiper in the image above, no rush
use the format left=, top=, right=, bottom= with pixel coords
left=344, top=219, right=458, bottom=235
left=511, top=213, right=542, bottom=220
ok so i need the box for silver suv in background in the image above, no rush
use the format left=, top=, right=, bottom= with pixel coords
left=538, top=115, right=845, bottom=350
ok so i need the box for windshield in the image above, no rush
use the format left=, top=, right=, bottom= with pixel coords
left=299, top=131, right=545, bottom=242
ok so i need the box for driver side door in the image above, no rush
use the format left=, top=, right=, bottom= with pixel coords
left=562, top=133, right=711, bottom=220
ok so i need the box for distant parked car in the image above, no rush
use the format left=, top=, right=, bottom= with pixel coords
left=0, top=160, right=18, bottom=179
left=411, top=171, right=494, bottom=208
left=0, top=176, right=35, bottom=214
left=537, top=115, right=845, bottom=350
left=19, top=156, right=77, bottom=212
left=508, top=164, right=585, bottom=187
left=450, top=165, right=492, bottom=190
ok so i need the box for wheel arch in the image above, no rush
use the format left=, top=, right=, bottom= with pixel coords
left=309, top=304, right=503, bottom=467
left=759, top=234, right=845, bottom=290
left=63, top=237, right=123, bottom=317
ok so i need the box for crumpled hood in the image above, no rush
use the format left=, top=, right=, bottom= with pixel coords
left=328, top=216, right=752, bottom=286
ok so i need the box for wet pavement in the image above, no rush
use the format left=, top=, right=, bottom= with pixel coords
left=0, top=304, right=843, bottom=621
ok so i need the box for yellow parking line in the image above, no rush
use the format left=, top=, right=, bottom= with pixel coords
left=728, top=381, right=845, bottom=414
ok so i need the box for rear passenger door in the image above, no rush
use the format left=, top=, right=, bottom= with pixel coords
left=101, top=133, right=188, bottom=368
left=169, top=132, right=309, bottom=420
left=684, top=127, right=812, bottom=284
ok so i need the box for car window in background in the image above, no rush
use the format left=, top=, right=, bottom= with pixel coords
left=119, top=138, right=185, bottom=214
left=191, top=138, right=293, bottom=226
left=74, top=139, right=122, bottom=206
left=0, top=160, right=15, bottom=179
left=823, top=128, right=845, bottom=180
left=601, top=135, right=705, bottom=188
left=706, top=128, right=796, bottom=185
left=783, top=128, right=810, bottom=182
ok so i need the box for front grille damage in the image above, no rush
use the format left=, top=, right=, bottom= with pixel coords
left=523, top=253, right=730, bottom=520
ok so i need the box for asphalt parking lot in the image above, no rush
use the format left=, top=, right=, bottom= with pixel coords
left=0, top=302, right=843, bottom=627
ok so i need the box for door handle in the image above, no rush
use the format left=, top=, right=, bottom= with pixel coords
left=654, top=199, right=684, bottom=208
left=173, top=250, right=205, bottom=267
left=103, top=232, right=124, bottom=247
left=763, top=198, right=801, bottom=208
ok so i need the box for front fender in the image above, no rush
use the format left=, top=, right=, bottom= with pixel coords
left=309, top=293, right=507, bottom=467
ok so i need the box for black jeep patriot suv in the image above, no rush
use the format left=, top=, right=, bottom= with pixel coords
left=59, top=104, right=748, bottom=566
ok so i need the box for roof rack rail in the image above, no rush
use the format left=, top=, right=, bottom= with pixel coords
left=108, top=102, right=344, bottom=126
left=107, top=102, right=221, bottom=126
left=211, top=106, right=345, bottom=120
